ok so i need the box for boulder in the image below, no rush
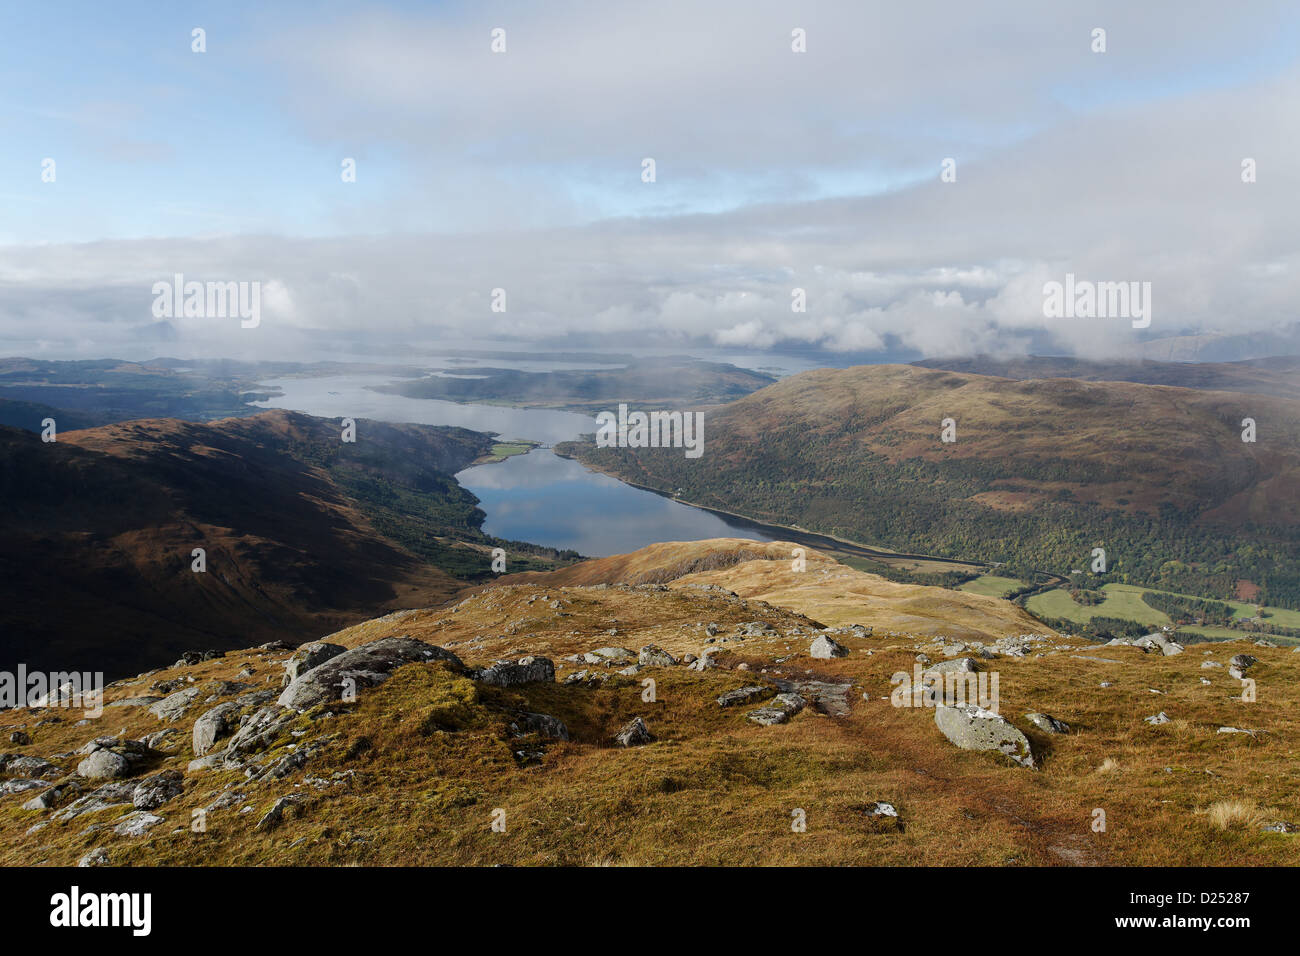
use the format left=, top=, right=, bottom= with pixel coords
left=192, top=702, right=242, bottom=757
left=582, top=647, right=635, bottom=665
left=717, top=686, right=774, bottom=708
left=76, top=749, right=130, bottom=780
left=934, top=704, right=1035, bottom=768
left=925, top=657, right=979, bottom=674
left=509, top=712, right=570, bottom=741
left=809, top=635, right=849, bottom=659
left=747, top=693, right=806, bottom=726
left=281, top=642, right=346, bottom=687
left=114, top=811, right=165, bottom=837
left=612, top=716, right=654, bottom=747
left=477, top=656, right=555, bottom=687
left=8, top=731, right=30, bottom=746
left=1228, top=654, right=1258, bottom=680
left=1144, top=711, right=1171, bottom=725
left=278, top=637, right=463, bottom=710
left=132, top=770, right=184, bottom=810
left=149, top=687, right=202, bottom=722
left=638, top=645, right=677, bottom=667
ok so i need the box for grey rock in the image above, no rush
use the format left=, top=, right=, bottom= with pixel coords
left=21, top=781, right=81, bottom=811
left=114, top=811, right=164, bottom=837
left=1025, top=712, right=1070, bottom=735
left=77, top=848, right=110, bottom=867
left=477, top=656, right=555, bottom=687
left=255, top=795, right=300, bottom=831
left=509, top=712, right=570, bottom=741
left=8, top=731, right=30, bottom=746
left=1261, top=821, right=1298, bottom=834
left=582, top=647, right=635, bottom=665
left=278, top=637, right=463, bottom=710
left=1144, top=711, right=1171, bottom=725
left=281, top=641, right=346, bottom=687
left=612, top=716, right=654, bottom=747
left=107, top=696, right=163, bottom=708
left=132, top=770, right=183, bottom=810
left=76, top=749, right=131, bottom=780
left=192, top=702, right=242, bottom=756
left=149, top=687, right=202, bottom=721
left=717, top=685, right=774, bottom=708
left=934, top=704, right=1035, bottom=768
left=747, top=693, right=806, bottom=726
left=0, top=754, right=60, bottom=778
left=1, top=778, right=46, bottom=795
left=809, top=635, right=849, bottom=659
left=638, top=645, right=677, bottom=667
left=925, top=657, right=979, bottom=674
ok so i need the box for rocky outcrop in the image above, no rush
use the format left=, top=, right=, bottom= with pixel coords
left=476, top=656, right=555, bottom=687
left=613, top=717, right=654, bottom=747
left=278, top=637, right=463, bottom=710
left=281, top=642, right=346, bottom=687
left=748, top=693, right=806, bottom=726
left=809, top=635, right=849, bottom=659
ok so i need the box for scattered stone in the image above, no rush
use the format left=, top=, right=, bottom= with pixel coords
left=107, top=696, right=163, bottom=708
left=638, top=645, right=677, bottom=667
left=1261, top=821, right=1297, bottom=834
left=77, top=848, right=109, bottom=867
left=1025, top=712, right=1070, bottom=735
left=925, top=657, right=979, bottom=674
left=8, top=731, right=30, bottom=746
left=716, top=686, right=774, bottom=708
left=255, top=795, right=300, bottom=831
left=582, top=647, right=635, bottom=665
left=132, top=770, right=184, bottom=810
left=192, top=702, right=242, bottom=756
left=114, top=811, right=165, bottom=837
left=509, top=712, right=570, bottom=741
left=1144, top=712, right=1171, bottom=725
left=747, top=693, right=806, bottom=726
left=149, top=687, right=202, bottom=721
left=809, top=635, right=849, bottom=659
left=612, top=717, right=654, bottom=747
left=1228, top=654, right=1258, bottom=680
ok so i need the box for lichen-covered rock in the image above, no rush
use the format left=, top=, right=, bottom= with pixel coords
left=717, top=686, right=774, bottom=708
left=76, top=749, right=130, bottom=780
left=638, top=645, right=677, bottom=667
left=476, top=656, right=555, bottom=687
left=281, top=642, right=346, bottom=687
left=278, top=637, right=463, bottom=710
left=192, top=702, right=242, bottom=757
left=132, top=770, right=184, bottom=810
left=934, top=704, right=1035, bottom=768
left=747, top=693, right=806, bottom=726
left=149, top=686, right=202, bottom=721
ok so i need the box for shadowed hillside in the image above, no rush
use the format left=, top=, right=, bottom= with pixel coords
left=0, top=409, right=572, bottom=678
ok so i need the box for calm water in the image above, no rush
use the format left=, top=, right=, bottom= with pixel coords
left=253, top=374, right=772, bottom=556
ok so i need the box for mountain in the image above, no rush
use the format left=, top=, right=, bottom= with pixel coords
left=0, top=409, right=572, bottom=679
left=557, top=364, right=1300, bottom=608
left=915, top=354, right=1300, bottom=401
left=2, top=537, right=1294, bottom=867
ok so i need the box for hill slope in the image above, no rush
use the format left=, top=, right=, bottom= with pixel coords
left=0, top=409, right=569, bottom=678
left=558, top=365, right=1300, bottom=607
left=2, top=538, right=1295, bottom=868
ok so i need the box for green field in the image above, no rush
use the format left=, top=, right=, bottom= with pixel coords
left=1027, top=584, right=1170, bottom=627
left=1027, top=582, right=1300, bottom=641
left=481, top=440, right=538, bottom=463
left=958, top=574, right=1026, bottom=598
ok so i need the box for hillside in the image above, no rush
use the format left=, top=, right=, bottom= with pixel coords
left=557, top=365, right=1300, bottom=609
left=1, top=538, right=1295, bottom=868
left=505, top=538, right=1046, bottom=642
left=0, top=409, right=572, bottom=679
left=915, top=355, right=1300, bottom=401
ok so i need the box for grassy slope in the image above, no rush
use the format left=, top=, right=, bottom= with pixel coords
left=2, top=540, right=1296, bottom=867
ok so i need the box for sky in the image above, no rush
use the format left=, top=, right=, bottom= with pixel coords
left=2, top=0, right=1299, bottom=362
